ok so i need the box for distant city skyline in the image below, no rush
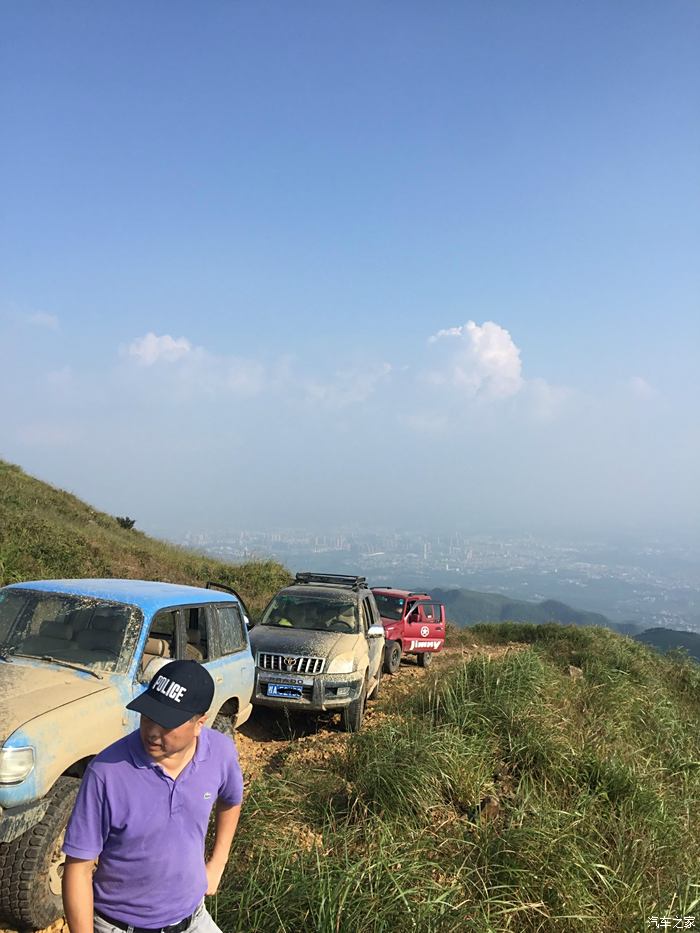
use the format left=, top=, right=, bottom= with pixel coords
left=179, top=525, right=700, bottom=633
left=2, top=2, right=698, bottom=541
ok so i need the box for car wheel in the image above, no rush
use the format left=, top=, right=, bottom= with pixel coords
left=0, top=776, right=79, bottom=930
left=213, top=711, right=236, bottom=736
left=341, top=680, right=367, bottom=732
left=383, top=640, right=402, bottom=674
left=417, top=651, right=433, bottom=668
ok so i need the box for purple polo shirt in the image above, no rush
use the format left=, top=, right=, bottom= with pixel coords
left=63, top=727, right=243, bottom=928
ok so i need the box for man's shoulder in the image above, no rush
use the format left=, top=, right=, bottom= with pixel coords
left=202, top=726, right=238, bottom=760
left=90, top=732, right=138, bottom=771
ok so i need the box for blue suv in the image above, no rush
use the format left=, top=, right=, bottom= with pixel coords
left=0, top=578, right=254, bottom=930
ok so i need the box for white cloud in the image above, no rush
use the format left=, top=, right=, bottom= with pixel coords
left=223, top=359, right=266, bottom=397
left=26, top=312, right=59, bottom=330
left=127, top=332, right=192, bottom=365
left=123, top=332, right=268, bottom=398
left=429, top=320, right=523, bottom=400
left=627, top=376, right=657, bottom=400
left=522, top=378, right=573, bottom=422
left=305, top=362, right=391, bottom=408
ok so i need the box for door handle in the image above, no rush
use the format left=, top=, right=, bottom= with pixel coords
left=216, top=676, right=223, bottom=684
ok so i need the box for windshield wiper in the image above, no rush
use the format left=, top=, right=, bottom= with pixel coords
left=12, top=653, right=104, bottom=679
left=0, top=644, right=16, bottom=662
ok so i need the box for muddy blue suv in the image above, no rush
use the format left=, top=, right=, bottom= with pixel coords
left=0, top=578, right=254, bottom=930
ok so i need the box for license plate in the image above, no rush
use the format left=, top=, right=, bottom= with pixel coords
left=267, top=683, right=304, bottom=699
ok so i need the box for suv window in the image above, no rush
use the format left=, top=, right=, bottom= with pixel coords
left=360, top=600, right=371, bottom=633
left=260, top=593, right=359, bottom=633
left=149, top=610, right=178, bottom=658
left=0, top=589, right=140, bottom=673
left=373, top=593, right=405, bottom=621
left=216, top=603, right=247, bottom=654
left=184, top=606, right=209, bottom=661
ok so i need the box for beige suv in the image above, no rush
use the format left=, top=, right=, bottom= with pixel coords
left=249, top=573, right=385, bottom=732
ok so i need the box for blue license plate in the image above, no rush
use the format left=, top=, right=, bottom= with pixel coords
left=267, top=683, right=304, bottom=699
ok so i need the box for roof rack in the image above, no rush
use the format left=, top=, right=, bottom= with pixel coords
left=294, top=572, right=367, bottom=590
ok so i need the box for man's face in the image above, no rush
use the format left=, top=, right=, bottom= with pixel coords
left=139, top=713, right=206, bottom=762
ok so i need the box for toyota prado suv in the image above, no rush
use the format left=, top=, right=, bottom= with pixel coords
left=249, top=573, right=385, bottom=732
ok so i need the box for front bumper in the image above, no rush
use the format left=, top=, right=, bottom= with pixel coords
left=253, top=669, right=364, bottom=712
left=0, top=797, right=50, bottom=843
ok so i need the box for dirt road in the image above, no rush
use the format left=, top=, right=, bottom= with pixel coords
left=1, top=641, right=503, bottom=933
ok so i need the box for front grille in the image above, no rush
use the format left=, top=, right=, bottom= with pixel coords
left=257, top=652, right=325, bottom=674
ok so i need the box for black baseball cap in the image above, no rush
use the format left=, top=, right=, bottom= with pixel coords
left=126, top=660, right=215, bottom=729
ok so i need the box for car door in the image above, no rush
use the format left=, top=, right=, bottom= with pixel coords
left=128, top=607, right=181, bottom=729
left=200, top=601, right=254, bottom=723
left=403, top=599, right=425, bottom=650
left=418, top=602, right=445, bottom=650
left=361, top=596, right=383, bottom=681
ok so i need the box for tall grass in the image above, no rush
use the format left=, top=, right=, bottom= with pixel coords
left=216, top=625, right=699, bottom=932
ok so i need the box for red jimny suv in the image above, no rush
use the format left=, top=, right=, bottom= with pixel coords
left=371, top=588, right=446, bottom=673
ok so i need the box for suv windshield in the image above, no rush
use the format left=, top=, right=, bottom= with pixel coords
left=0, top=589, right=141, bottom=673
left=373, top=593, right=405, bottom=622
left=260, top=593, right=359, bottom=633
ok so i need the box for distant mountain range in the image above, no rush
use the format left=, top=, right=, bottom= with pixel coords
left=434, top=585, right=700, bottom=661
left=633, top=628, right=700, bottom=662
left=433, top=586, right=628, bottom=630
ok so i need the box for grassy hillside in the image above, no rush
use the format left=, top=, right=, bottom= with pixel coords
left=215, top=622, right=700, bottom=932
left=0, top=460, right=290, bottom=613
left=434, top=585, right=616, bottom=630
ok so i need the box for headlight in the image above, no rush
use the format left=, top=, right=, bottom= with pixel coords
left=0, top=746, right=35, bottom=784
left=326, top=657, right=355, bottom=674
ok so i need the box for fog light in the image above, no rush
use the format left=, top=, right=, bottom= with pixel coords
left=336, top=686, right=351, bottom=698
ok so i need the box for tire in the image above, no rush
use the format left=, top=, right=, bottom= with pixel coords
left=0, top=776, right=79, bottom=930
left=383, top=640, right=402, bottom=675
left=341, top=680, right=367, bottom=733
left=368, top=663, right=382, bottom=700
left=417, top=651, right=433, bottom=668
left=213, top=711, right=236, bottom=737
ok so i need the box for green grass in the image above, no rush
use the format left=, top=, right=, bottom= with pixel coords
left=214, top=625, right=700, bottom=932
left=0, top=459, right=290, bottom=613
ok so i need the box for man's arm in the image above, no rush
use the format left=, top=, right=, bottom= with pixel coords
left=62, top=856, right=96, bottom=933
left=205, top=800, right=241, bottom=895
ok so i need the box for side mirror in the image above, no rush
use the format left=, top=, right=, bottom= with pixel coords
left=368, top=624, right=385, bottom=639
left=244, top=615, right=254, bottom=630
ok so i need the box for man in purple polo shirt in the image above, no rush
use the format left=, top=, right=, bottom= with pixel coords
left=62, top=660, right=243, bottom=933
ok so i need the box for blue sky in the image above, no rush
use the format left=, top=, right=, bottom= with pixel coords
left=1, top=1, right=698, bottom=538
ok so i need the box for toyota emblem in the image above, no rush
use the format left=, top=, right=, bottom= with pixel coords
left=283, top=657, right=297, bottom=671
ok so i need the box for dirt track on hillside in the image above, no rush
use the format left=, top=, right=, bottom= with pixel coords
left=1, top=641, right=512, bottom=933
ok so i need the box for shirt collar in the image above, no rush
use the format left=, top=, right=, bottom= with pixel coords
left=193, top=726, right=211, bottom=765
left=127, top=729, right=152, bottom=769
